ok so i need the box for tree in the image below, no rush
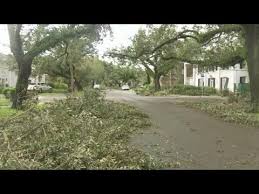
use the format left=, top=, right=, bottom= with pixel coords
left=108, top=25, right=193, bottom=91
left=8, top=24, right=110, bottom=108
left=33, top=53, right=106, bottom=91
left=150, top=24, right=259, bottom=112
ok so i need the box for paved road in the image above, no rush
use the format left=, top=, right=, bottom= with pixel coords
left=105, top=89, right=259, bottom=169
left=38, top=93, right=67, bottom=103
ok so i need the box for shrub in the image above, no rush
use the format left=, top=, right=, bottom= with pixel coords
left=3, top=87, right=16, bottom=100
left=134, top=84, right=156, bottom=96
left=52, top=88, right=68, bottom=93
left=49, top=82, right=68, bottom=90
left=169, top=85, right=217, bottom=96
left=221, top=89, right=230, bottom=97
left=0, top=87, right=3, bottom=94
left=228, top=93, right=239, bottom=103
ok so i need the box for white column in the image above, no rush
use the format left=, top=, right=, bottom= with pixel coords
left=184, top=63, right=187, bottom=85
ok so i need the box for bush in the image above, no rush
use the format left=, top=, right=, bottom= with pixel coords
left=3, top=87, right=16, bottom=100
left=0, top=87, right=3, bottom=94
left=169, top=85, right=217, bottom=96
left=0, top=89, right=173, bottom=169
left=52, top=88, right=68, bottom=93
left=221, top=89, right=230, bottom=97
left=49, top=82, right=68, bottom=90
left=135, top=84, right=218, bottom=96
left=228, top=93, right=239, bottom=103
left=134, top=84, right=156, bottom=96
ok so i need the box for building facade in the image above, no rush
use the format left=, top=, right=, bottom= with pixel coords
left=183, top=63, right=249, bottom=92
left=29, top=74, right=48, bottom=85
left=0, top=65, right=18, bottom=87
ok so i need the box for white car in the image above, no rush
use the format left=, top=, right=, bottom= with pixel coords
left=27, top=83, right=52, bottom=92
left=93, top=84, right=100, bottom=89
left=38, top=84, right=52, bottom=92
left=121, top=84, right=130, bottom=90
left=27, top=84, right=38, bottom=91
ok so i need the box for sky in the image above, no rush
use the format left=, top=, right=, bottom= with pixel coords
left=0, top=24, right=148, bottom=57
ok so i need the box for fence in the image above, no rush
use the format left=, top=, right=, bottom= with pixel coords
left=234, top=83, right=250, bottom=96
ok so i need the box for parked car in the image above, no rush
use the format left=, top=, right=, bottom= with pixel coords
left=27, top=83, right=38, bottom=91
left=38, top=83, right=52, bottom=92
left=93, top=84, right=100, bottom=89
left=27, top=83, right=52, bottom=92
left=121, top=84, right=130, bottom=90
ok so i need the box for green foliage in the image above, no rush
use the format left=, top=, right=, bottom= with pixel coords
left=221, top=89, right=230, bottom=97
left=0, top=108, right=19, bottom=118
left=135, top=84, right=217, bottom=96
left=168, top=85, right=217, bottom=96
left=0, top=98, right=10, bottom=107
left=135, top=85, right=156, bottom=96
left=181, top=101, right=259, bottom=127
left=227, top=92, right=239, bottom=103
left=0, top=89, right=173, bottom=169
left=50, top=82, right=68, bottom=90
left=52, top=89, right=68, bottom=93
left=0, top=87, right=3, bottom=94
left=2, top=87, right=16, bottom=100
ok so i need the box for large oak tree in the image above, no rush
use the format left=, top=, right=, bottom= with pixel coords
left=8, top=24, right=110, bottom=108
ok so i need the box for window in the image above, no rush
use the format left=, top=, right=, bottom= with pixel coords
left=220, top=77, right=229, bottom=90
left=208, top=78, right=215, bottom=88
left=240, top=76, right=246, bottom=84
left=198, top=79, right=204, bottom=87
left=186, top=65, right=193, bottom=77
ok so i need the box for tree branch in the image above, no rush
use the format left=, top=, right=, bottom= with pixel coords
left=152, top=30, right=200, bottom=53
left=24, top=25, right=96, bottom=61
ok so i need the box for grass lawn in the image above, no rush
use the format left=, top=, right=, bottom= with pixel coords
left=38, top=92, right=67, bottom=96
left=0, top=107, right=19, bottom=118
left=179, top=101, right=259, bottom=128
left=0, top=96, right=21, bottom=118
left=0, top=98, right=10, bottom=106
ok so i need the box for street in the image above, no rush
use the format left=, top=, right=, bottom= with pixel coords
left=105, top=89, right=259, bottom=169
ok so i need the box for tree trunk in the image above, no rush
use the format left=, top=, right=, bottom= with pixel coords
left=154, top=72, right=161, bottom=91
left=146, top=70, right=151, bottom=84
left=74, top=79, right=82, bottom=91
left=12, top=61, right=32, bottom=109
left=244, top=24, right=259, bottom=112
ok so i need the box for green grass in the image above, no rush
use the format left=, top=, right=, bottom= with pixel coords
left=0, top=107, right=19, bottom=118
left=52, top=88, right=68, bottom=93
left=38, top=92, right=67, bottom=96
left=180, top=101, right=259, bottom=128
left=0, top=98, right=10, bottom=106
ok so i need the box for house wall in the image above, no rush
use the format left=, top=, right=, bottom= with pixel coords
left=0, top=67, right=18, bottom=87
left=29, top=74, right=47, bottom=85
left=184, top=63, right=249, bottom=92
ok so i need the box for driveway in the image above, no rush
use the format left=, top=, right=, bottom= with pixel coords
left=105, top=89, right=259, bottom=169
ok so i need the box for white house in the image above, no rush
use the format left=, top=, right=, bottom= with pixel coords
left=183, top=63, right=249, bottom=92
left=0, top=63, right=18, bottom=87
left=29, top=74, right=48, bottom=85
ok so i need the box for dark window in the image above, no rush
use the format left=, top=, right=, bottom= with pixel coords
left=186, top=65, right=193, bottom=77
left=198, top=79, right=204, bottom=87
left=240, top=76, right=246, bottom=83
left=220, top=77, right=229, bottom=90
left=208, top=78, right=215, bottom=88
